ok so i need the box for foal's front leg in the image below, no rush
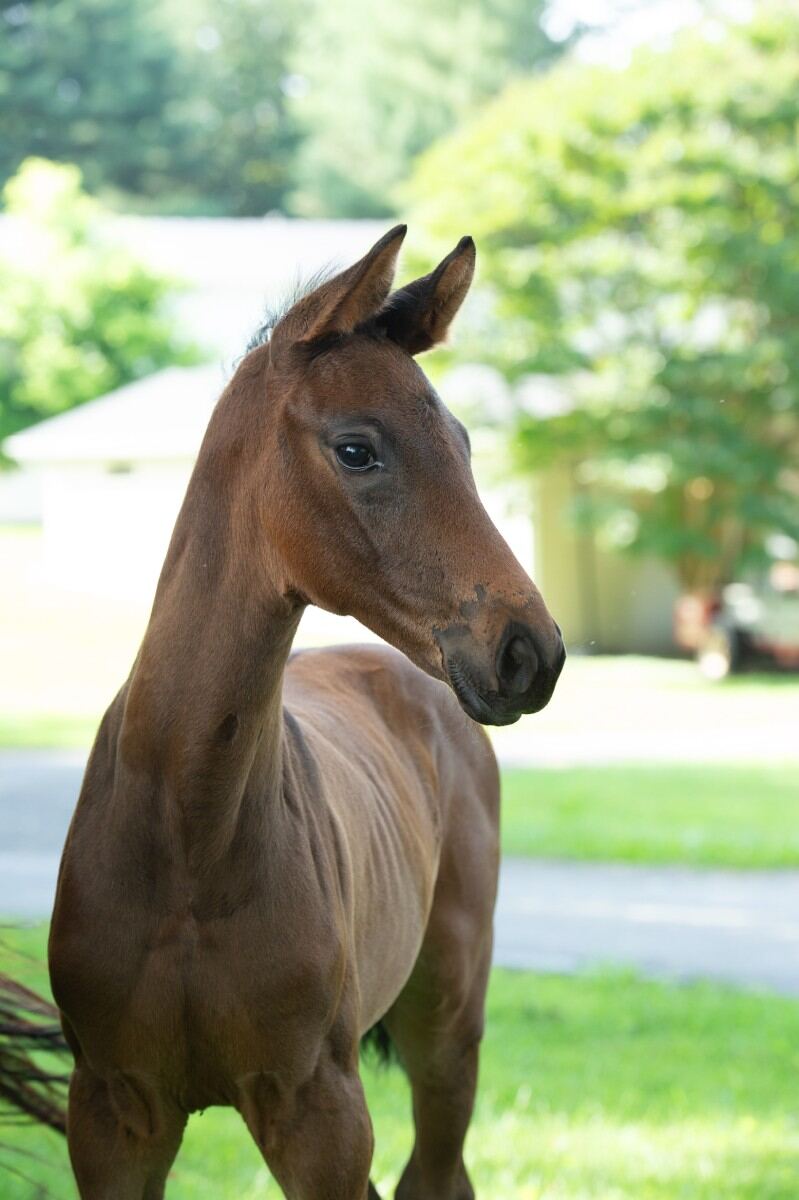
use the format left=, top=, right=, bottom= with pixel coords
left=67, top=1065, right=186, bottom=1200
left=241, top=1055, right=374, bottom=1200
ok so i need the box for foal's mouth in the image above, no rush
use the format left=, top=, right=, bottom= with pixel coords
left=445, top=654, right=528, bottom=727
left=434, top=610, right=565, bottom=726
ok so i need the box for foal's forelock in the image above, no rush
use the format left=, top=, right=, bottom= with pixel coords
left=245, top=267, right=340, bottom=355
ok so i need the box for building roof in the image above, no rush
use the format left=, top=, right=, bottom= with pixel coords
left=0, top=214, right=387, bottom=359
left=2, top=214, right=392, bottom=467
left=5, top=365, right=226, bottom=465
left=114, top=217, right=387, bottom=355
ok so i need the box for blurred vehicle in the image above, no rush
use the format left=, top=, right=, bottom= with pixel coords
left=674, top=563, right=799, bottom=679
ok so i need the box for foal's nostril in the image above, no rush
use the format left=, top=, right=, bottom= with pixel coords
left=496, top=631, right=538, bottom=697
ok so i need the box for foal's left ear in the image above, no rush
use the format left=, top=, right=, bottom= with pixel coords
left=274, top=224, right=407, bottom=350
left=377, top=236, right=476, bottom=355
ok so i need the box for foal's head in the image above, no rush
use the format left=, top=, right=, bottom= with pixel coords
left=236, top=225, right=564, bottom=725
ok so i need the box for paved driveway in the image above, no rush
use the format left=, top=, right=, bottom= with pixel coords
left=497, top=858, right=799, bottom=995
left=3, top=751, right=799, bottom=996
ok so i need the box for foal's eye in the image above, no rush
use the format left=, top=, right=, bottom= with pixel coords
left=335, top=442, right=379, bottom=472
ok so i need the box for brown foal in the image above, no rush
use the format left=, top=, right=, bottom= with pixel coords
left=49, top=226, right=564, bottom=1199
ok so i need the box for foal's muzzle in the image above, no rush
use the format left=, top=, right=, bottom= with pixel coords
left=437, top=616, right=565, bottom=727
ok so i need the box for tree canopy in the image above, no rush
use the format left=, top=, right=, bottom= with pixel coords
left=410, top=7, right=799, bottom=588
left=0, top=0, right=307, bottom=215
left=0, top=0, right=562, bottom=217
left=289, top=0, right=561, bottom=217
left=0, top=0, right=193, bottom=206
left=165, top=0, right=307, bottom=215
left=0, top=159, right=197, bottom=442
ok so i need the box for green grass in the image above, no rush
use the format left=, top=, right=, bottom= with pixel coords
left=3, top=926, right=799, bottom=1199
left=0, top=713, right=101, bottom=749
left=502, top=765, right=799, bottom=867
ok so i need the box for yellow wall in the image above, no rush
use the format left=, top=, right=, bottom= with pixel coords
left=532, top=467, right=679, bottom=655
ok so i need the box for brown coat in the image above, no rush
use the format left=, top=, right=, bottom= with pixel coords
left=49, top=227, right=563, bottom=1199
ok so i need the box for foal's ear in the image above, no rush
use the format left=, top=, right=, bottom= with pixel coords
left=275, top=224, right=407, bottom=349
left=377, top=236, right=476, bottom=355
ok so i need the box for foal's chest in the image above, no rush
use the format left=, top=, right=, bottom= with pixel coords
left=52, top=863, right=347, bottom=1108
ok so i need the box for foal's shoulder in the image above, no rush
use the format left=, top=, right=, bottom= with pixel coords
left=287, top=642, right=434, bottom=694
left=285, top=643, right=489, bottom=751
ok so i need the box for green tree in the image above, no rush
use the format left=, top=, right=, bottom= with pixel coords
left=166, top=0, right=306, bottom=216
left=410, top=7, right=799, bottom=589
left=289, top=0, right=564, bottom=218
left=0, top=0, right=196, bottom=205
left=0, top=0, right=306, bottom=215
left=0, top=0, right=562, bottom=217
left=0, top=159, right=198, bottom=442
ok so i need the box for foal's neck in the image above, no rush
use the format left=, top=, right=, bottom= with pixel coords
left=120, top=370, right=301, bottom=870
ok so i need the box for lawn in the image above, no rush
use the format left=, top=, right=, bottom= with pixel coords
left=2, top=925, right=799, bottom=1200
left=502, top=764, right=799, bottom=867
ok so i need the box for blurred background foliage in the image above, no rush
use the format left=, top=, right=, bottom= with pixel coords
left=0, top=0, right=561, bottom=217
left=287, top=0, right=563, bottom=217
left=409, top=5, right=799, bottom=589
left=0, top=0, right=302, bottom=215
left=0, top=159, right=198, bottom=441
left=1, top=0, right=798, bottom=589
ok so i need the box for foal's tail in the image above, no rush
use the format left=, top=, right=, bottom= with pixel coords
left=360, top=1018, right=397, bottom=1068
left=0, top=973, right=69, bottom=1135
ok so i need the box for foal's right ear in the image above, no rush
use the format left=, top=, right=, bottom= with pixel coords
left=271, top=224, right=407, bottom=353
left=376, top=236, right=476, bottom=355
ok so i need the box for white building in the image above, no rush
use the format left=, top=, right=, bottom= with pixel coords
left=4, top=364, right=223, bottom=596
left=5, top=359, right=535, bottom=611
left=0, top=213, right=384, bottom=527
left=0, top=214, right=384, bottom=592
left=0, top=214, right=387, bottom=366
